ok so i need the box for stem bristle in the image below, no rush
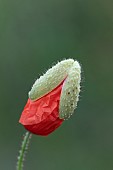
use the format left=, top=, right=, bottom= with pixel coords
left=16, top=132, right=32, bottom=170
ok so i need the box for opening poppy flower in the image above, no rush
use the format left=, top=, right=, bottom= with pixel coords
left=19, top=59, right=81, bottom=136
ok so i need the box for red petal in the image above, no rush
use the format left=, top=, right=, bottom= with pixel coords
left=19, top=81, right=64, bottom=136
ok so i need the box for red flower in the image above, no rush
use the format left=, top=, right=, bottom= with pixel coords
left=19, top=81, right=64, bottom=136
left=19, top=59, right=81, bottom=136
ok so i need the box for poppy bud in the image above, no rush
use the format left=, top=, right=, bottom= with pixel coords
left=19, top=59, right=81, bottom=136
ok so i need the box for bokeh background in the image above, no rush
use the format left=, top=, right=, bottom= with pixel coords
left=0, top=0, right=113, bottom=170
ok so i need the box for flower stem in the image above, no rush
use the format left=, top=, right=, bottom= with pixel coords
left=16, top=132, right=32, bottom=170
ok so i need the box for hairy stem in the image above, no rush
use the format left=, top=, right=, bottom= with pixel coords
left=16, top=132, right=32, bottom=170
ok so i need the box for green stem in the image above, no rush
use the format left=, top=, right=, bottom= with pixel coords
left=16, top=132, right=32, bottom=170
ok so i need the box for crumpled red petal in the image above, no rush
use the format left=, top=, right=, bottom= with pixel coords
left=19, top=81, right=64, bottom=136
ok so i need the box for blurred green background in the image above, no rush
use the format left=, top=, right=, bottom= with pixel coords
left=0, top=0, right=113, bottom=169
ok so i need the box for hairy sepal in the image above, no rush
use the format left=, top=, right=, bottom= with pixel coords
left=59, top=61, right=81, bottom=119
left=29, top=59, right=74, bottom=100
